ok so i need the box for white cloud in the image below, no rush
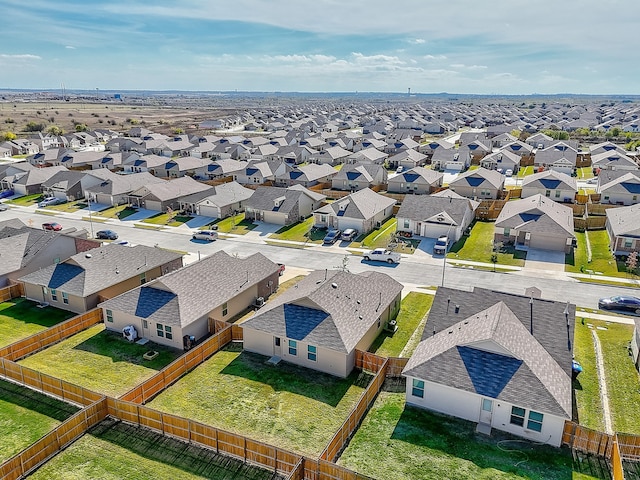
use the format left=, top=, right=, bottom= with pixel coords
left=424, top=54, right=447, bottom=61
left=65, top=46, right=76, bottom=49
left=0, top=54, right=41, bottom=60
left=409, top=38, right=426, bottom=44
left=450, top=63, right=488, bottom=70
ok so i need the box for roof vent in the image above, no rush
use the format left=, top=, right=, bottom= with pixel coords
left=331, top=283, right=338, bottom=289
left=85, top=253, right=92, bottom=258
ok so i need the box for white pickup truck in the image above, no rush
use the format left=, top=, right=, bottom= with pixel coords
left=363, top=248, right=401, bottom=264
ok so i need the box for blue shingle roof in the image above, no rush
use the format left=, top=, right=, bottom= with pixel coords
left=540, top=179, right=561, bottom=189
left=403, top=173, right=420, bottom=182
left=47, top=264, right=83, bottom=289
left=622, top=182, right=640, bottom=194
left=458, top=346, right=523, bottom=398
left=466, top=177, right=484, bottom=187
left=134, top=288, right=177, bottom=318
left=519, top=213, right=541, bottom=223
left=284, top=304, right=329, bottom=341
left=346, top=171, right=360, bottom=180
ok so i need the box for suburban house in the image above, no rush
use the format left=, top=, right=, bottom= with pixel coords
left=309, top=145, right=352, bottom=165
left=521, top=170, right=578, bottom=203
left=589, top=141, right=628, bottom=157
left=244, top=185, right=326, bottom=226
left=396, top=190, right=478, bottom=240
left=274, top=163, right=337, bottom=188
left=494, top=194, right=575, bottom=252
left=99, top=251, right=281, bottom=349
left=331, top=163, right=387, bottom=191
left=127, top=176, right=211, bottom=211
left=387, top=149, right=428, bottom=171
left=161, top=156, right=211, bottom=178
left=9, top=165, right=68, bottom=196
left=598, top=171, right=640, bottom=206
left=480, top=151, right=521, bottom=173
left=19, top=244, right=183, bottom=314
left=431, top=149, right=471, bottom=172
left=195, top=159, right=245, bottom=180
left=533, top=142, right=578, bottom=175
left=402, top=286, right=574, bottom=447
left=179, top=181, right=254, bottom=218
left=387, top=167, right=444, bottom=195
left=448, top=167, right=505, bottom=200
left=242, top=269, right=403, bottom=377
left=0, top=220, right=100, bottom=287
left=0, top=162, right=34, bottom=191
left=605, top=203, right=640, bottom=255
left=122, top=154, right=168, bottom=175
left=234, top=161, right=277, bottom=185
left=313, top=188, right=395, bottom=234
left=83, top=172, right=166, bottom=207
left=591, top=151, right=638, bottom=171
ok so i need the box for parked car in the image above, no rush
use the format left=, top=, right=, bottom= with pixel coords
left=505, top=169, right=513, bottom=177
left=42, top=222, right=63, bottom=231
left=323, top=229, right=342, bottom=245
left=0, top=203, right=8, bottom=211
left=96, top=229, right=118, bottom=240
left=396, top=165, right=404, bottom=173
left=38, top=197, right=63, bottom=207
left=192, top=230, right=218, bottom=241
left=598, top=296, right=640, bottom=315
left=363, top=248, right=401, bottom=264
left=433, top=235, right=449, bottom=255
left=0, top=189, right=14, bottom=199
left=587, top=177, right=598, bottom=185
left=341, top=228, right=358, bottom=242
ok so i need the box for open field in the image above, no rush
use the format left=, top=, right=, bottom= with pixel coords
left=18, top=324, right=181, bottom=397
left=0, top=298, right=75, bottom=348
left=29, top=418, right=283, bottom=480
left=148, top=346, right=371, bottom=457
left=0, top=379, right=79, bottom=462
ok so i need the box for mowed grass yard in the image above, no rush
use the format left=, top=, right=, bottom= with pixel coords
left=566, top=231, right=638, bottom=280
left=19, top=324, right=181, bottom=397
left=148, top=347, right=372, bottom=457
left=572, top=321, right=604, bottom=431
left=448, top=221, right=526, bottom=267
left=29, top=419, right=282, bottom=480
left=0, top=299, right=75, bottom=348
left=338, top=392, right=579, bottom=480
left=0, top=379, right=79, bottom=462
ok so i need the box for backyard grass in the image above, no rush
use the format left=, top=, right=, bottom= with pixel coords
left=6, top=193, right=42, bottom=206
left=577, top=167, right=595, bottom=179
left=29, top=418, right=283, bottom=480
left=338, top=391, right=577, bottom=480
left=19, top=324, right=181, bottom=397
left=572, top=321, right=604, bottom=431
left=352, top=218, right=398, bottom=249
left=448, top=221, right=527, bottom=267
left=566, top=231, right=638, bottom=280
left=593, top=320, right=640, bottom=434
left=148, top=347, right=371, bottom=457
left=369, top=292, right=434, bottom=357
left=270, top=217, right=322, bottom=243
left=517, top=165, right=534, bottom=178
left=211, top=213, right=257, bottom=234
left=0, top=378, right=79, bottom=462
left=142, top=212, right=192, bottom=227
left=0, top=298, right=75, bottom=348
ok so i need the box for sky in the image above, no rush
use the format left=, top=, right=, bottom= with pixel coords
left=1, top=0, right=638, bottom=95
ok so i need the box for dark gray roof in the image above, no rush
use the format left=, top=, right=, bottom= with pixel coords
left=100, top=250, right=279, bottom=327
left=449, top=167, right=504, bottom=190
left=403, top=299, right=572, bottom=418
left=0, top=225, right=66, bottom=276
left=396, top=194, right=477, bottom=224
left=85, top=172, right=165, bottom=196
left=606, top=203, right=640, bottom=237
left=495, top=194, right=575, bottom=237
left=242, top=269, right=403, bottom=353
left=245, top=186, right=314, bottom=214
left=318, top=188, right=395, bottom=220
left=19, top=244, right=182, bottom=296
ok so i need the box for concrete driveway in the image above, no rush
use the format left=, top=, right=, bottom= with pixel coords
left=523, top=248, right=566, bottom=272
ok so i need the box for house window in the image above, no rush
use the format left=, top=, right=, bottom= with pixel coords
left=106, top=309, right=113, bottom=323
left=140, top=273, right=146, bottom=284
left=62, top=292, right=69, bottom=304
left=156, top=323, right=164, bottom=337
left=545, top=190, right=551, bottom=197
left=142, top=320, right=148, bottom=329
left=503, top=227, right=510, bottom=237
left=412, top=379, right=424, bottom=398
left=403, top=219, right=410, bottom=229
left=288, top=339, right=297, bottom=356
left=604, top=195, right=609, bottom=201
left=51, top=289, right=58, bottom=301
left=54, top=257, right=60, bottom=264
left=274, top=337, right=280, bottom=347
left=165, top=325, right=172, bottom=340
left=624, top=239, right=633, bottom=248
left=308, top=345, right=317, bottom=362
left=555, top=190, right=561, bottom=198
left=527, top=411, right=544, bottom=432
left=510, top=406, right=526, bottom=427
left=222, top=302, right=228, bottom=317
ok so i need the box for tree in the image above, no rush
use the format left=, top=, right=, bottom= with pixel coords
left=47, top=125, right=63, bottom=136
left=24, top=121, right=45, bottom=132
left=1, top=131, right=16, bottom=141
left=627, top=252, right=638, bottom=276
left=490, top=253, right=498, bottom=272
left=75, top=123, right=89, bottom=132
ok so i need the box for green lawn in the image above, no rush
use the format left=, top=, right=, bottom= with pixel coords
left=370, top=292, right=434, bottom=357
left=517, top=166, right=534, bottom=178
left=211, top=213, right=257, bottom=234
left=0, top=379, right=79, bottom=462
left=576, top=167, right=595, bottom=179
left=96, top=205, right=138, bottom=219
left=6, top=193, right=42, bottom=206
left=19, top=324, right=181, bottom=397
left=352, top=218, right=398, bottom=249
left=0, top=299, right=75, bottom=348
left=572, top=320, right=604, bottom=431
left=46, top=200, right=87, bottom=213
left=29, top=419, right=282, bottom=480
left=448, top=221, right=526, bottom=267
left=338, top=392, right=577, bottom=480
left=270, top=217, right=322, bottom=243
left=566, top=231, right=638, bottom=279
left=148, top=347, right=371, bottom=457
left=142, top=212, right=192, bottom=227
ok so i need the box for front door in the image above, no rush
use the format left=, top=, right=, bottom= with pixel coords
left=479, top=398, right=493, bottom=424
left=274, top=337, right=282, bottom=356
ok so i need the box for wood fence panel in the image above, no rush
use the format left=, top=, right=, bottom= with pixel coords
left=108, top=398, right=139, bottom=424
left=40, top=373, right=64, bottom=399
left=232, top=324, right=244, bottom=341
left=56, top=412, right=88, bottom=447
left=19, top=431, right=59, bottom=475
left=21, top=367, right=42, bottom=391
left=2, top=359, right=24, bottom=384
left=0, top=456, right=21, bottom=480
left=386, top=357, right=408, bottom=377
left=138, top=405, right=164, bottom=433
left=163, top=413, right=190, bottom=441
left=277, top=450, right=303, bottom=476
left=217, top=430, right=245, bottom=460
left=616, top=432, right=640, bottom=460
left=286, top=457, right=305, bottom=480
left=190, top=421, right=218, bottom=450
left=245, top=439, right=276, bottom=470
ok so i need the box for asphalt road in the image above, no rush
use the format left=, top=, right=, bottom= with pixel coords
left=2, top=207, right=636, bottom=311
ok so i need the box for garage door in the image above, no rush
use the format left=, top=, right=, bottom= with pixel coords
left=529, top=233, right=567, bottom=251
left=199, top=205, right=220, bottom=218
left=421, top=223, right=453, bottom=239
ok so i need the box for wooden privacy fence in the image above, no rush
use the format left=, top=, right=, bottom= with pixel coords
left=355, top=350, right=386, bottom=373
left=120, top=324, right=232, bottom=404
left=0, top=397, right=108, bottom=480
left=562, top=421, right=614, bottom=459
left=0, top=308, right=102, bottom=361
left=0, top=282, right=23, bottom=302
left=574, top=216, right=607, bottom=231
left=320, top=359, right=388, bottom=462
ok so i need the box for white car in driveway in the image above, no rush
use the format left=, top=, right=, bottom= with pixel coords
left=363, top=248, right=401, bottom=264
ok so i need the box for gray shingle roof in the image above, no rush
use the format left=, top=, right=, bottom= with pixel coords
left=606, top=203, right=640, bottom=237
left=99, top=250, right=279, bottom=327
left=245, top=186, right=312, bottom=214
left=495, top=194, right=575, bottom=236
left=0, top=224, right=70, bottom=277
left=19, top=244, right=182, bottom=296
left=323, top=188, right=395, bottom=220
left=522, top=170, right=578, bottom=191
left=396, top=194, right=477, bottom=224
left=403, top=300, right=572, bottom=417
left=242, top=269, right=403, bottom=353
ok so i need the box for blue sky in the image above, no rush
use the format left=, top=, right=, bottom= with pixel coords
left=2, top=0, right=638, bottom=95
